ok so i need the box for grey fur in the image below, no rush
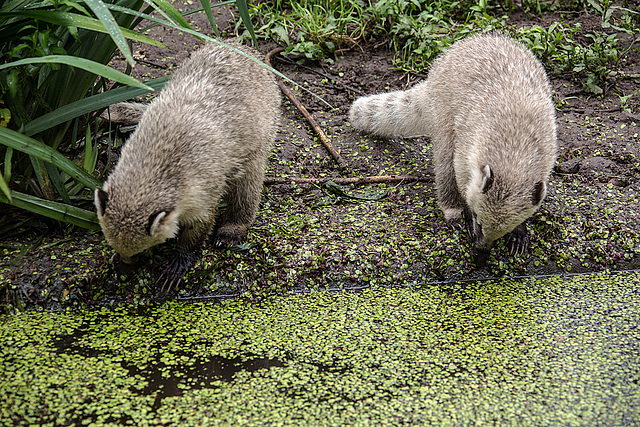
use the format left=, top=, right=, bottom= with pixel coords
left=95, top=42, right=280, bottom=282
left=349, top=33, right=557, bottom=254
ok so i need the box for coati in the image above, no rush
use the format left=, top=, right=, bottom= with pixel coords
left=95, top=42, right=281, bottom=289
left=349, top=33, right=557, bottom=262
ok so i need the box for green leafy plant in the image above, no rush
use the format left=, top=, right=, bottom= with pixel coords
left=0, top=0, right=257, bottom=230
left=251, top=0, right=368, bottom=63
left=515, top=0, right=638, bottom=95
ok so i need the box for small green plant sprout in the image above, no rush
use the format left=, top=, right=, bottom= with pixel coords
left=618, top=89, right=639, bottom=114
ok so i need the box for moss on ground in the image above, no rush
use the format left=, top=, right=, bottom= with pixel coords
left=1, top=271, right=639, bottom=425
left=2, top=165, right=640, bottom=310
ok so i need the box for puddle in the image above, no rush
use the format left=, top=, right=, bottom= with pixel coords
left=53, top=322, right=284, bottom=412
left=130, top=354, right=284, bottom=410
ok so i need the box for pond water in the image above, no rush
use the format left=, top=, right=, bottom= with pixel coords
left=2, top=271, right=639, bottom=425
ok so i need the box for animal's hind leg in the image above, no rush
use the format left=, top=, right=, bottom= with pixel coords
left=213, top=155, right=266, bottom=248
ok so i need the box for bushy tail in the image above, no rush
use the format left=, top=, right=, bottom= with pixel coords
left=100, top=102, right=148, bottom=126
left=348, top=85, right=428, bottom=137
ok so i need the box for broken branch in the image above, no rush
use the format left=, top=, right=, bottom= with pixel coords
left=265, top=47, right=347, bottom=170
left=264, top=175, right=432, bottom=186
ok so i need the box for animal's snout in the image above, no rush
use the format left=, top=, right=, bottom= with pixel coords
left=472, top=247, right=490, bottom=268
left=111, top=252, right=141, bottom=275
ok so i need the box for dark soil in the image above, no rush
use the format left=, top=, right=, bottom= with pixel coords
left=2, top=3, right=640, bottom=312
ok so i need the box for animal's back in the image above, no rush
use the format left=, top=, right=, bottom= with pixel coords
left=97, top=42, right=280, bottom=276
left=424, top=34, right=557, bottom=185
left=113, top=43, right=279, bottom=200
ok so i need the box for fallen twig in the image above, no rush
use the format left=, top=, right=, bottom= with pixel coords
left=265, top=47, right=347, bottom=170
left=264, top=175, right=432, bottom=186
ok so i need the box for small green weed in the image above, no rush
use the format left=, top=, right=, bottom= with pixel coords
left=251, top=0, right=367, bottom=62
left=251, top=0, right=638, bottom=95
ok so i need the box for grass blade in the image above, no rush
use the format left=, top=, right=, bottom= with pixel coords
left=106, top=6, right=332, bottom=107
left=152, top=0, right=194, bottom=30
left=199, top=0, right=220, bottom=36
left=0, top=10, right=165, bottom=48
left=30, top=156, right=54, bottom=200
left=235, top=0, right=257, bottom=46
left=23, top=76, right=169, bottom=136
left=83, top=0, right=136, bottom=65
left=0, top=190, right=100, bottom=230
left=0, top=56, right=153, bottom=91
left=44, top=161, right=72, bottom=205
left=0, top=173, right=11, bottom=202
left=0, top=127, right=101, bottom=189
left=83, top=126, right=98, bottom=173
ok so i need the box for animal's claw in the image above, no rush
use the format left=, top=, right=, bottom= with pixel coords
left=507, top=224, right=529, bottom=257
left=156, top=251, right=198, bottom=294
left=462, top=208, right=478, bottom=240
left=212, top=227, right=246, bottom=249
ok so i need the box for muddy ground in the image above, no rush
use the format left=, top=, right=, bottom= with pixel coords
left=1, top=3, right=639, bottom=311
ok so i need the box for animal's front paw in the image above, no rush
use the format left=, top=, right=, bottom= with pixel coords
left=507, top=224, right=529, bottom=256
left=462, top=208, right=480, bottom=241
left=157, top=251, right=199, bottom=294
left=212, top=225, right=248, bottom=249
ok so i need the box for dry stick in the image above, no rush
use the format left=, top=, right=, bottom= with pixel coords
left=263, top=48, right=431, bottom=187
left=264, top=175, right=432, bottom=186
left=265, top=47, right=347, bottom=169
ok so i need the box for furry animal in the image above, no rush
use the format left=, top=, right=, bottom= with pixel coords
left=349, top=33, right=557, bottom=262
left=95, top=42, right=281, bottom=289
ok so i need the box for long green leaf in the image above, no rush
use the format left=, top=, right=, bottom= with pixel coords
left=84, top=0, right=135, bottom=65
left=83, top=125, right=98, bottom=173
left=138, top=3, right=234, bottom=33
left=0, top=56, right=154, bottom=91
left=23, top=76, right=169, bottom=136
left=0, top=190, right=100, bottom=230
left=152, top=0, right=194, bottom=30
left=3, top=146, right=12, bottom=182
left=106, top=4, right=331, bottom=107
left=235, top=0, right=257, bottom=47
left=0, top=127, right=101, bottom=189
left=30, top=156, right=54, bottom=200
left=199, top=0, right=220, bottom=37
left=0, top=173, right=11, bottom=202
left=0, top=10, right=165, bottom=48
left=44, top=161, right=72, bottom=204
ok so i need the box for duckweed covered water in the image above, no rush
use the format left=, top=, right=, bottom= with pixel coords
left=1, top=271, right=639, bottom=425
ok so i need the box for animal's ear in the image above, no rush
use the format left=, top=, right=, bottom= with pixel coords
left=532, top=181, right=546, bottom=205
left=95, top=188, right=108, bottom=215
left=147, top=211, right=169, bottom=236
left=481, top=165, right=494, bottom=194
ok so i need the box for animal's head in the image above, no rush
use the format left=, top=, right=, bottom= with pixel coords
left=466, top=164, right=546, bottom=252
left=95, top=184, right=180, bottom=264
